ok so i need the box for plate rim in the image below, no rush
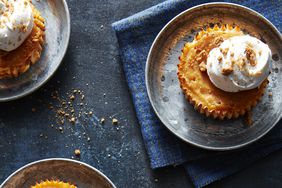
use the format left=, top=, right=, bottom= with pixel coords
left=145, top=2, right=282, bottom=151
left=0, top=158, right=117, bottom=188
left=0, top=0, right=71, bottom=102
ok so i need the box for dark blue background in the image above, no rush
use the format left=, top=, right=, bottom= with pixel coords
left=0, top=0, right=282, bottom=187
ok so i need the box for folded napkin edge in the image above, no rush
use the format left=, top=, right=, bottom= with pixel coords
left=111, top=0, right=184, bottom=32
left=185, top=142, right=282, bottom=188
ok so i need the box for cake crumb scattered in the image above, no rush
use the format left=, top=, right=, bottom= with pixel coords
left=70, top=117, right=76, bottom=124
left=112, top=118, right=118, bottom=125
left=220, top=48, right=228, bottom=55
left=199, top=61, right=206, bottom=72
left=58, top=126, right=63, bottom=132
left=70, top=95, right=75, bottom=100
left=217, top=56, right=222, bottom=62
left=74, top=149, right=81, bottom=156
left=215, top=37, right=224, bottom=46
left=100, top=117, right=105, bottom=124
left=245, top=47, right=256, bottom=66
left=221, top=66, right=233, bottom=75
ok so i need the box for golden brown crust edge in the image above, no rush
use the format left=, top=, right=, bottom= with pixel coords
left=178, top=72, right=267, bottom=120
left=31, top=180, right=77, bottom=188
left=177, top=25, right=268, bottom=120
left=0, top=3, right=45, bottom=79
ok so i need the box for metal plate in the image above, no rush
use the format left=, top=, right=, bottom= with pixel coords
left=146, top=3, right=282, bottom=150
left=0, top=0, right=70, bottom=101
left=0, top=158, right=116, bottom=188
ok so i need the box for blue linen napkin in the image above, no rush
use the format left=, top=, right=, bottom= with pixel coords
left=112, top=0, right=282, bottom=187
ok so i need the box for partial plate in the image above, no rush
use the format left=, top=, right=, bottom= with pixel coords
left=0, top=0, right=70, bottom=102
left=146, top=3, right=282, bottom=150
left=0, top=158, right=116, bottom=188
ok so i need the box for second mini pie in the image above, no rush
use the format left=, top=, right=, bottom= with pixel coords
left=31, top=180, right=77, bottom=188
left=0, top=0, right=45, bottom=79
left=178, top=25, right=271, bottom=119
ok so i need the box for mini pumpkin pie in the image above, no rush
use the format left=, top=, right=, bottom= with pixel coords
left=31, top=180, right=77, bottom=188
left=0, top=0, right=45, bottom=79
left=178, top=25, right=271, bottom=119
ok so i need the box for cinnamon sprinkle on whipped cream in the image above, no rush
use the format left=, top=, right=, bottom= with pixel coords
left=207, top=35, right=271, bottom=92
left=0, top=0, right=33, bottom=52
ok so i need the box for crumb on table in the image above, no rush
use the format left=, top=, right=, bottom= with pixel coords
left=112, top=118, right=118, bottom=125
left=74, top=149, right=81, bottom=156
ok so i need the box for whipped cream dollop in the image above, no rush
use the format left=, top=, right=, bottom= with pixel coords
left=0, top=0, right=34, bottom=52
left=206, top=35, right=271, bottom=92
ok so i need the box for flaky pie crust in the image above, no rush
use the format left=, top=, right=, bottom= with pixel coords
left=177, top=25, right=268, bottom=119
left=31, top=180, right=77, bottom=188
left=0, top=2, right=45, bottom=79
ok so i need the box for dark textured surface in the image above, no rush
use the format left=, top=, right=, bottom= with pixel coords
left=2, top=159, right=116, bottom=188
left=0, top=0, right=281, bottom=187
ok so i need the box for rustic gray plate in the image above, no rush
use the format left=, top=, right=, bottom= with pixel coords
left=0, top=0, right=70, bottom=102
left=0, top=158, right=116, bottom=188
left=146, top=3, right=282, bottom=150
